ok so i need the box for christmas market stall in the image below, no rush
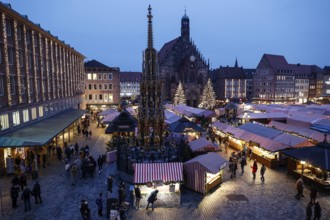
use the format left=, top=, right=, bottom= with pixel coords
left=188, top=137, right=219, bottom=156
left=183, top=152, right=227, bottom=194
left=133, top=162, right=183, bottom=206
left=282, top=140, right=330, bottom=191
left=168, top=117, right=205, bottom=141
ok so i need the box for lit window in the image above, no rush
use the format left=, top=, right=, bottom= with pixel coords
left=87, top=74, right=92, bottom=80
left=31, top=107, right=37, bottom=120
left=12, top=111, right=20, bottom=126
left=92, top=74, right=97, bottom=80
left=23, top=109, right=29, bottom=123
left=39, top=106, right=44, bottom=117
left=0, top=114, right=9, bottom=130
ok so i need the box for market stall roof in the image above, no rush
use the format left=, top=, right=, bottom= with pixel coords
left=188, top=137, right=217, bottom=152
left=165, top=109, right=182, bottom=124
left=133, top=162, right=183, bottom=184
left=105, top=110, right=137, bottom=134
left=168, top=117, right=205, bottom=133
left=184, top=152, right=227, bottom=173
left=268, top=121, right=328, bottom=142
left=212, top=121, right=230, bottom=131
left=272, top=133, right=313, bottom=148
left=98, top=108, right=117, bottom=116
left=224, top=102, right=238, bottom=110
left=310, top=119, right=330, bottom=133
left=101, top=111, right=120, bottom=124
left=239, top=122, right=283, bottom=139
left=0, top=109, right=86, bottom=147
left=282, top=142, right=330, bottom=171
left=236, top=112, right=288, bottom=120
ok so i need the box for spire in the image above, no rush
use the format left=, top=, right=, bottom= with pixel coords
left=234, top=56, right=238, bottom=68
left=147, top=5, right=153, bottom=49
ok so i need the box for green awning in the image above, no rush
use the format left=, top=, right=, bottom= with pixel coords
left=0, top=109, right=86, bottom=147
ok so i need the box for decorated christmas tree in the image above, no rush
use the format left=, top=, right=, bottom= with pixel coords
left=198, top=78, right=216, bottom=109
left=173, top=82, right=186, bottom=105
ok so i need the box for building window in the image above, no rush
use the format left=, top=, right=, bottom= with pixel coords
left=99, top=94, right=102, bottom=100
left=94, top=84, right=97, bottom=90
left=26, top=30, right=31, bottom=44
left=108, top=73, right=113, bottom=80
left=17, top=25, right=22, bottom=40
left=0, top=114, right=9, bottom=130
left=92, top=74, right=97, bottom=80
left=31, top=107, right=37, bottom=120
left=8, top=47, right=14, bottom=65
left=89, top=94, right=92, bottom=100
left=5, top=19, right=12, bottom=36
left=87, top=73, right=92, bottom=80
left=88, top=84, right=92, bottom=90
left=98, top=73, right=102, bottom=80
left=99, top=84, right=102, bottom=90
left=39, top=106, right=44, bottom=117
left=28, top=53, right=32, bottom=69
left=30, top=78, right=34, bottom=94
left=12, top=111, right=20, bottom=126
left=94, top=94, right=98, bottom=100
left=19, top=50, right=24, bottom=67
left=0, top=75, right=4, bottom=96
left=103, top=73, right=107, bottom=80
left=23, top=109, right=29, bottom=123
left=104, top=84, right=107, bottom=90
left=108, top=94, right=113, bottom=102
left=20, top=77, right=26, bottom=94
left=10, top=76, right=15, bottom=95
left=109, top=84, right=113, bottom=90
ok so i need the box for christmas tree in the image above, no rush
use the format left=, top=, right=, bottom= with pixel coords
left=198, top=78, right=216, bottom=109
left=173, top=82, right=186, bottom=105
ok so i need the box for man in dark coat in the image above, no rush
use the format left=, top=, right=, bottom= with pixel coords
left=107, top=175, right=113, bottom=193
left=314, top=201, right=322, bottom=220
left=310, top=185, right=318, bottom=204
left=118, top=186, right=126, bottom=205
left=146, top=190, right=159, bottom=210
left=305, top=202, right=312, bottom=220
left=21, top=186, right=32, bottom=212
left=10, top=184, right=20, bottom=208
left=97, top=155, right=103, bottom=173
left=134, top=186, right=142, bottom=209
left=32, top=181, right=42, bottom=204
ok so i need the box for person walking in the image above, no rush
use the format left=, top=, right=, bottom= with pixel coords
left=295, top=177, right=304, bottom=200
left=134, top=186, right=142, bottom=209
left=260, top=164, right=266, bottom=182
left=96, top=193, right=103, bottom=217
left=71, top=163, right=78, bottom=185
left=251, top=160, right=258, bottom=180
left=19, top=173, right=27, bottom=191
left=107, top=175, right=113, bottom=193
left=21, top=186, right=32, bottom=212
left=97, top=155, right=103, bottom=173
left=240, top=156, right=247, bottom=174
left=146, top=190, right=159, bottom=211
left=314, top=201, right=322, bottom=220
left=32, top=181, right=42, bottom=204
left=79, top=200, right=91, bottom=220
left=10, top=184, right=20, bottom=208
left=118, top=186, right=126, bottom=206
left=305, top=202, right=312, bottom=220
left=310, top=185, right=318, bottom=204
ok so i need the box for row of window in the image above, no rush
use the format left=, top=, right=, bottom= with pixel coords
left=86, top=73, right=113, bottom=80
left=85, top=94, right=113, bottom=102
left=5, top=18, right=34, bottom=44
left=86, top=84, right=113, bottom=90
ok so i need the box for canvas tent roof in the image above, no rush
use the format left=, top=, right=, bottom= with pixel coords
left=239, top=122, right=283, bottom=139
left=188, top=137, right=217, bottom=152
left=184, top=152, right=227, bottom=173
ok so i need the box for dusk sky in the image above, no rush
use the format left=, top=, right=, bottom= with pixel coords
left=5, top=0, right=330, bottom=71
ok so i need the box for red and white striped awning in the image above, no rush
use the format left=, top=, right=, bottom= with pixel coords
left=133, top=162, right=183, bottom=184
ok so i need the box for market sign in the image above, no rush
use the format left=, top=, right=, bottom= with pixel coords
left=220, top=162, right=227, bottom=170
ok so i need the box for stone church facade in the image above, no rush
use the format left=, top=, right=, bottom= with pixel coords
left=158, top=12, right=209, bottom=107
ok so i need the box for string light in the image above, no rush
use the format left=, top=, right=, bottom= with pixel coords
left=13, top=20, right=23, bottom=104
left=2, top=13, right=12, bottom=106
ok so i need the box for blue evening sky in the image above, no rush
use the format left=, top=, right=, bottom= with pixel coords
left=4, top=0, right=330, bottom=71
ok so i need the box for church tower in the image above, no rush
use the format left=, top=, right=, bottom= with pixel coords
left=138, top=5, right=165, bottom=151
left=181, top=10, right=190, bottom=41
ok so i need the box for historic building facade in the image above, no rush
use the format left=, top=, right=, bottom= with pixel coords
left=0, top=3, right=85, bottom=174
left=138, top=6, right=164, bottom=150
left=0, top=3, right=85, bottom=132
left=211, top=59, right=247, bottom=102
left=84, top=60, right=120, bottom=110
left=119, top=71, right=141, bottom=101
left=158, top=11, right=209, bottom=107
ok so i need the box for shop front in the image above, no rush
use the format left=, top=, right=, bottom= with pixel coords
left=133, top=162, right=183, bottom=207
left=183, top=152, right=227, bottom=194
left=283, top=142, right=330, bottom=191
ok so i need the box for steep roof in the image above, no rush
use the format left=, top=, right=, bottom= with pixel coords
left=216, top=66, right=246, bottom=79
left=262, top=54, right=290, bottom=71
left=120, top=72, right=142, bottom=82
left=158, top=37, right=180, bottom=62
left=84, top=59, right=109, bottom=68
